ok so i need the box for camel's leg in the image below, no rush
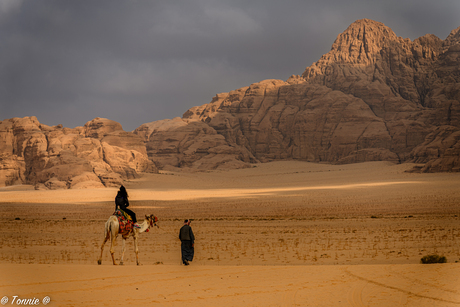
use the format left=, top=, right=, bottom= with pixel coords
left=120, top=238, right=127, bottom=265
left=98, top=217, right=120, bottom=265
left=98, top=231, right=110, bottom=265
left=110, top=227, right=118, bottom=265
left=134, top=236, right=140, bottom=265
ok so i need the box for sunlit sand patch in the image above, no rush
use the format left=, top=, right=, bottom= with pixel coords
left=132, top=181, right=424, bottom=200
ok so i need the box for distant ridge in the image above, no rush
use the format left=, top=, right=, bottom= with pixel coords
left=1, top=19, right=459, bottom=188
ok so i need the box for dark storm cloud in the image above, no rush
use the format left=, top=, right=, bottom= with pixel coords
left=1, top=0, right=459, bottom=131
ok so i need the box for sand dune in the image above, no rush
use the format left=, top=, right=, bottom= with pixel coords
left=1, top=161, right=459, bottom=306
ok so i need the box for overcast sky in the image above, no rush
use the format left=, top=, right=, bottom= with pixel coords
left=1, top=0, right=459, bottom=131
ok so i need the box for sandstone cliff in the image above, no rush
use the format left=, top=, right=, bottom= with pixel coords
left=179, top=19, right=460, bottom=172
left=0, top=117, right=157, bottom=189
left=133, top=117, right=256, bottom=171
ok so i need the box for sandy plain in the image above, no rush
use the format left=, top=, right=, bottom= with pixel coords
left=0, top=161, right=459, bottom=306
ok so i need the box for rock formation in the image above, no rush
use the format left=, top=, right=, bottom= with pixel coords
left=0, top=117, right=157, bottom=189
left=133, top=117, right=256, bottom=171
left=179, top=19, right=460, bottom=172
left=1, top=19, right=459, bottom=188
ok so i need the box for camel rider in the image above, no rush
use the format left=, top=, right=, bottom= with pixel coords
left=115, top=185, right=140, bottom=229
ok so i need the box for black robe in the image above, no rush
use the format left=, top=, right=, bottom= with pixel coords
left=179, top=225, right=195, bottom=263
left=115, top=193, right=137, bottom=223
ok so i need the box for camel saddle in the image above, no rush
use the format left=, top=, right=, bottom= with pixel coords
left=113, top=209, right=133, bottom=234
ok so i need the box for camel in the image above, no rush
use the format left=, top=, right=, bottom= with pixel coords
left=98, top=213, right=158, bottom=265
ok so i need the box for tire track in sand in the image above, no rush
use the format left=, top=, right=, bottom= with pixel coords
left=345, top=268, right=460, bottom=305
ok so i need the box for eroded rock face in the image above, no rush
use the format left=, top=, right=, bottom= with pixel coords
left=0, top=117, right=157, bottom=189
left=137, top=119, right=256, bottom=171
left=178, top=19, right=460, bottom=171
left=183, top=80, right=400, bottom=164
left=84, top=117, right=123, bottom=139
left=299, top=19, right=460, bottom=170
left=409, top=126, right=460, bottom=172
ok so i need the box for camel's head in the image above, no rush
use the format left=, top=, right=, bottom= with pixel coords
left=146, top=214, right=159, bottom=228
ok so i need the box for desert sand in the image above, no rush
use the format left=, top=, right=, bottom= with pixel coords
left=1, top=161, right=459, bottom=306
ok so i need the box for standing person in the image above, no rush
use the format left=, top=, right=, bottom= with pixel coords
left=179, top=219, right=195, bottom=265
left=115, top=185, right=140, bottom=229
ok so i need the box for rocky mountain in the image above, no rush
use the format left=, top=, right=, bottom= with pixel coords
left=178, top=19, right=460, bottom=171
left=1, top=19, right=459, bottom=189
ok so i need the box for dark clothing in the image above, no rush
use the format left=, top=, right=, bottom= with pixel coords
left=115, top=193, right=137, bottom=223
left=179, top=225, right=195, bottom=264
left=181, top=241, right=194, bottom=263
left=179, top=225, right=195, bottom=244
